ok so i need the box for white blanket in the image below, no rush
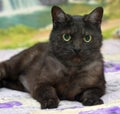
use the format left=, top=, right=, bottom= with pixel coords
left=0, top=39, right=120, bottom=114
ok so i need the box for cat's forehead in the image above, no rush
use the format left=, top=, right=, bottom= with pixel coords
left=62, top=15, right=85, bottom=33
left=63, top=15, right=96, bottom=34
left=72, top=15, right=83, bottom=23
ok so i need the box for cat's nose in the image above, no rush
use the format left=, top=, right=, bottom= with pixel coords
left=73, top=48, right=81, bottom=54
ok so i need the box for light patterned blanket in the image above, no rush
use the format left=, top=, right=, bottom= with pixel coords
left=0, top=39, right=120, bottom=114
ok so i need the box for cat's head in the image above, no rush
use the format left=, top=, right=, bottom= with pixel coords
left=50, top=6, right=103, bottom=67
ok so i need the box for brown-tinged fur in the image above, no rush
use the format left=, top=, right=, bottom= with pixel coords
left=0, top=6, right=105, bottom=109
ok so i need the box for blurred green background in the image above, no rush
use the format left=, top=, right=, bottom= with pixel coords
left=0, top=0, right=120, bottom=49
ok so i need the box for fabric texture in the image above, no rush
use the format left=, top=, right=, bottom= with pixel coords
left=0, top=39, right=120, bottom=114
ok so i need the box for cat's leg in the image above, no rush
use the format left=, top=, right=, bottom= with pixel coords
left=75, top=88, right=104, bottom=106
left=0, top=62, right=8, bottom=80
left=0, top=47, right=39, bottom=81
left=32, top=84, right=59, bottom=109
left=1, top=79, right=25, bottom=91
left=0, top=80, right=3, bottom=88
left=0, top=62, right=25, bottom=91
left=0, top=43, right=45, bottom=79
left=0, top=60, right=20, bottom=82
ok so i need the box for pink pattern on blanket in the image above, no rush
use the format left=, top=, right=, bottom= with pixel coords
left=104, top=62, right=120, bottom=72
left=79, top=106, right=120, bottom=114
left=0, top=101, right=22, bottom=108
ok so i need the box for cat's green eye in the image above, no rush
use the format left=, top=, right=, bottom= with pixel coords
left=62, top=34, right=71, bottom=41
left=83, top=35, right=92, bottom=43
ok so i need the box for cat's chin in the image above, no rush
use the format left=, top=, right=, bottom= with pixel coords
left=72, top=57, right=81, bottom=63
left=65, top=56, right=81, bottom=67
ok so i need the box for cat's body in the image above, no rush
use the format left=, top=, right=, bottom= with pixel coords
left=0, top=6, right=105, bottom=109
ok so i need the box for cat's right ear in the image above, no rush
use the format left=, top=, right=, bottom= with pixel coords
left=51, top=6, right=68, bottom=26
left=84, top=7, right=103, bottom=24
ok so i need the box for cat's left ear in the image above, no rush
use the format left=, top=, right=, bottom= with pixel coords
left=51, top=6, right=70, bottom=26
left=84, top=7, right=103, bottom=24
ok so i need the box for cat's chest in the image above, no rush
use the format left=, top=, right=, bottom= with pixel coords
left=55, top=63, right=101, bottom=100
left=56, top=68, right=82, bottom=100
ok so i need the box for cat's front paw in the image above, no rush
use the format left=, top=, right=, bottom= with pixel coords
left=40, top=98, right=59, bottom=109
left=33, top=86, right=59, bottom=109
left=82, top=97, right=103, bottom=106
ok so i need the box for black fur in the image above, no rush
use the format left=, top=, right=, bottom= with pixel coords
left=0, top=6, right=105, bottom=109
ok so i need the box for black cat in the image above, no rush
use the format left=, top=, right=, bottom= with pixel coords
left=0, top=6, right=105, bottom=109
